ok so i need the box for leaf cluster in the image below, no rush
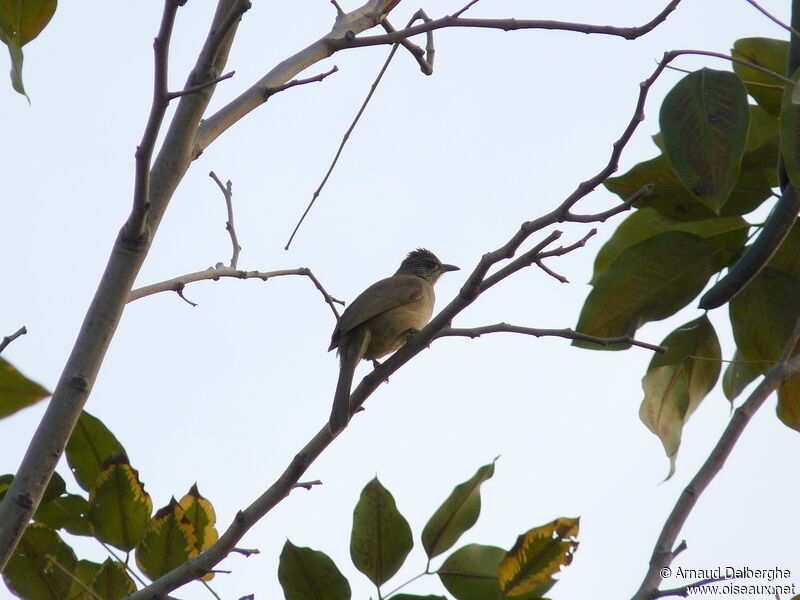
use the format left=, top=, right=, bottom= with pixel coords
left=574, top=37, right=800, bottom=476
left=278, top=460, right=579, bottom=600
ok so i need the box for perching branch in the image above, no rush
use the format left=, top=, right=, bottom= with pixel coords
left=263, top=65, right=339, bottom=99
left=0, top=327, right=27, bottom=355
left=436, top=324, right=666, bottom=353
left=128, top=266, right=343, bottom=318
left=209, top=171, right=241, bottom=268
left=125, top=53, right=672, bottom=597
left=631, top=320, right=800, bottom=600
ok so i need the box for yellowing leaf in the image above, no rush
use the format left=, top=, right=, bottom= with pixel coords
left=498, top=517, right=579, bottom=597
left=87, top=455, right=152, bottom=551
left=640, top=316, right=721, bottom=478
left=179, top=484, right=218, bottom=581
left=135, top=499, right=198, bottom=581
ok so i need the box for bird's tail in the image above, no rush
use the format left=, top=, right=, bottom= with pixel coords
left=329, top=329, right=369, bottom=435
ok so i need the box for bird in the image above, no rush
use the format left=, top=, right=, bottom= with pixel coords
left=328, top=248, right=459, bottom=434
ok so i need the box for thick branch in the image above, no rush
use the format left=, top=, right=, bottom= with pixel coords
left=631, top=320, right=800, bottom=600
left=0, top=0, right=248, bottom=569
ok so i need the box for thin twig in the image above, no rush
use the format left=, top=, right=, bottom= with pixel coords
left=452, top=0, right=482, bottom=19
left=631, top=320, right=800, bottom=600
left=209, top=171, right=241, bottom=268
left=231, top=547, right=260, bottom=557
left=202, top=580, right=222, bottom=600
left=293, top=480, right=322, bottom=490
left=263, top=65, right=338, bottom=99
left=381, top=15, right=433, bottom=74
left=100, top=542, right=147, bottom=587
left=0, top=326, right=27, bottom=354
left=127, top=0, right=184, bottom=242
left=284, top=11, right=426, bottom=250
left=168, top=71, right=235, bottom=100
left=743, top=0, right=800, bottom=36
left=127, top=265, right=343, bottom=318
left=437, top=324, right=666, bottom=352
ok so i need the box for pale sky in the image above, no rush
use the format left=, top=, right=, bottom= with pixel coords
left=1, top=1, right=798, bottom=599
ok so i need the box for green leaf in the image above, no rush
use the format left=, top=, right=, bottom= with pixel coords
left=0, top=0, right=57, bottom=97
left=575, top=232, right=730, bottom=350
left=498, top=517, right=579, bottom=597
left=3, top=523, right=77, bottom=600
left=780, top=67, right=800, bottom=189
left=65, top=411, right=126, bottom=491
left=722, top=349, right=762, bottom=403
left=35, top=494, right=91, bottom=536
left=87, top=559, right=136, bottom=600
left=438, top=544, right=506, bottom=600
left=278, top=541, right=351, bottom=600
left=65, top=560, right=102, bottom=600
left=732, top=37, right=788, bottom=116
left=605, top=154, right=770, bottom=222
left=590, top=208, right=749, bottom=285
left=730, top=268, right=800, bottom=372
left=660, top=68, right=749, bottom=213
left=438, top=544, right=553, bottom=600
left=422, top=460, right=496, bottom=560
left=640, top=316, right=722, bottom=478
left=391, top=596, right=448, bottom=600
left=135, top=498, right=196, bottom=581
left=87, top=454, right=152, bottom=551
left=350, top=477, right=413, bottom=586
left=0, top=357, right=50, bottom=418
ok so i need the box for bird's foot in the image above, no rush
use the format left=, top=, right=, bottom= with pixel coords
left=404, top=328, right=421, bottom=343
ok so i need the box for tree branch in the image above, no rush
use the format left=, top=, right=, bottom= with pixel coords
left=436, top=323, right=666, bottom=353
left=209, top=171, right=241, bottom=268
left=193, top=0, right=682, bottom=157
left=127, top=0, right=184, bottom=242
left=124, top=52, right=674, bottom=597
left=127, top=266, right=343, bottom=318
left=631, top=320, right=800, bottom=600
left=0, top=326, right=27, bottom=354
left=0, top=0, right=249, bottom=569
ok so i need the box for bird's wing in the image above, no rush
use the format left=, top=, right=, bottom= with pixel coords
left=329, top=275, right=425, bottom=350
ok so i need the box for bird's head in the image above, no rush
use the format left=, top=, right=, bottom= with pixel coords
left=396, top=248, right=459, bottom=282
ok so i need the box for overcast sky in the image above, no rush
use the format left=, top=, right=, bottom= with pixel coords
left=1, top=1, right=798, bottom=599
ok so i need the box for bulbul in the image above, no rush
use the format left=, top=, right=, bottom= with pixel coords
left=328, top=248, right=459, bottom=434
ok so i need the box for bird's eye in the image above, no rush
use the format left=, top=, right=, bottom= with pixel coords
left=425, top=260, right=436, bottom=270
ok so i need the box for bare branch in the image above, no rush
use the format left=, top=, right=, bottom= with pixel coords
left=263, top=65, right=339, bottom=99
left=167, top=70, right=235, bottom=100
left=381, top=14, right=433, bottom=75
left=631, top=320, right=800, bottom=600
left=452, top=0, right=482, bottom=19
left=744, top=0, right=800, bottom=36
left=0, top=326, right=27, bottom=354
left=293, top=480, right=323, bottom=490
left=0, top=0, right=250, bottom=567
left=284, top=11, right=426, bottom=249
left=231, top=547, right=260, bottom=557
left=436, top=323, right=666, bottom=353
left=127, top=0, right=184, bottom=242
left=209, top=171, right=241, bottom=268
left=337, top=0, right=683, bottom=50
left=127, top=265, right=343, bottom=318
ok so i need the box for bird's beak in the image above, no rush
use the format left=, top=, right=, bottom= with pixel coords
left=441, top=263, right=460, bottom=272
